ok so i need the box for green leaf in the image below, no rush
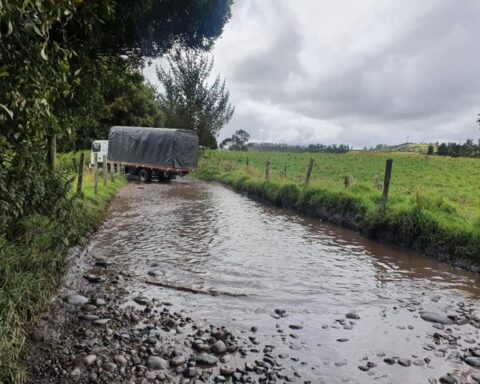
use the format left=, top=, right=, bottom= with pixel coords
left=5, top=21, right=12, bottom=37
left=40, top=46, right=48, bottom=61
left=33, top=25, right=44, bottom=38
left=0, top=103, right=13, bottom=119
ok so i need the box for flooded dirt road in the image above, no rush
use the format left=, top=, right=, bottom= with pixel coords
left=30, top=178, right=480, bottom=384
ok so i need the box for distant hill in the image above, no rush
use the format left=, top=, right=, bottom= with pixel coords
left=370, top=143, right=436, bottom=153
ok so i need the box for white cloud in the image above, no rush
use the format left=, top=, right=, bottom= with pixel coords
left=144, top=0, right=480, bottom=147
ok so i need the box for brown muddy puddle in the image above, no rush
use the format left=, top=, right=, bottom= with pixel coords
left=89, top=177, right=480, bottom=384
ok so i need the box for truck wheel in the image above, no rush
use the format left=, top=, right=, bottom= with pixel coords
left=139, top=169, right=151, bottom=183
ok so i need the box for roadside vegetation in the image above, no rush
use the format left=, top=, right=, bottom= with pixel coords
left=1, top=3, right=232, bottom=382
left=196, top=150, right=480, bottom=265
left=0, top=153, right=126, bottom=383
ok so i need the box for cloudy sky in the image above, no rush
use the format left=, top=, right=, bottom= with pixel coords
left=144, top=0, right=480, bottom=148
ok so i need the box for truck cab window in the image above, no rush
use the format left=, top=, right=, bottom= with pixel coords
left=92, top=143, right=101, bottom=152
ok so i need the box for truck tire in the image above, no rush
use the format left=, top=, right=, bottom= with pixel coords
left=139, top=169, right=151, bottom=183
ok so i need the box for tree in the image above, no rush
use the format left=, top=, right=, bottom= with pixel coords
left=220, top=130, right=250, bottom=151
left=0, top=0, right=233, bottom=235
left=427, top=145, right=434, bottom=155
left=63, top=0, right=233, bottom=59
left=156, top=49, right=235, bottom=148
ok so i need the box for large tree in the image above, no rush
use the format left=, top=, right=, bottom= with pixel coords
left=156, top=49, right=235, bottom=148
left=220, top=129, right=250, bottom=151
left=0, top=0, right=233, bottom=234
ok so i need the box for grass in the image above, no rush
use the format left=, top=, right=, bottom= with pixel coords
left=195, top=150, right=480, bottom=264
left=0, top=151, right=126, bottom=384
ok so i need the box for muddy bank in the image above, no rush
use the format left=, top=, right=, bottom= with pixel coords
left=27, top=179, right=480, bottom=384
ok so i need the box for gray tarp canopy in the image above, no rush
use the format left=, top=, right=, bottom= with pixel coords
left=107, top=126, right=199, bottom=169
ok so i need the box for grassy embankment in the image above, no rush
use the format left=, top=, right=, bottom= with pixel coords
left=196, top=150, right=480, bottom=265
left=0, top=151, right=126, bottom=384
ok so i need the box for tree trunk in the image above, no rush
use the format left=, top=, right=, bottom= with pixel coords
left=47, top=134, right=57, bottom=173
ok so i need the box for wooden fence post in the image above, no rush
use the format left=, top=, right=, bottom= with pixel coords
left=284, top=163, right=287, bottom=178
left=381, top=159, right=393, bottom=206
left=76, top=152, right=85, bottom=196
left=246, top=157, right=249, bottom=167
left=110, top=162, right=115, bottom=182
left=103, top=155, right=107, bottom=186
left=265, top=161, right=270, bottom=180
left=94, top=153, right=99, bottom=195
left=304, top=158, right=314, bottom=187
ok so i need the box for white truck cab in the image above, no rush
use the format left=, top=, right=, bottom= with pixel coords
left=90, top=140, right=108, bottom=167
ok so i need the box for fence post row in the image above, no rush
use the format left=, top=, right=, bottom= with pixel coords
left=381, top=159, right=393, bottom=206
left=265, top=161, right=270, bottom=180
left=103, top=155, right=107, bottom=186
left=94, top=153, right=99, bottom=195
left=76, top=152, right=85, bottom=196
left=304, top=158, right=314, bottom=187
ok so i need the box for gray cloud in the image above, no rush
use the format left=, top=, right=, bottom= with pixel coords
left=145, top=0, right=480, bottom=147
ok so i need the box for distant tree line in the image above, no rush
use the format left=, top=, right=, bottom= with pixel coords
left=246, top=142, right=350, bottom=153
left=436, top=139, right=480, bottom=158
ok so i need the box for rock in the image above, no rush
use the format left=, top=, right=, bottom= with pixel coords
left=220, top=355, right=231, bottom=363
left=184, top=367, right=197, bottom=378
left=75, top=355, right=96, bottom=367
left=133, top=296, right=150, bottom=306
left=211, top=340, right=227, bottom=354
left=439, top=374, right=458, bottom=384
left=345, top=312, right=360, bottom=320
left=214, top=375, right=226, bottom=383
left=147, top=356, right=168, bottom=370
left=289, top=324, right=303, bottom=330
left=102, top=362, right=117, bottom=372
left=471, top=373, right=480, bottom=383
left=397, top=358, right=411, bottom=367
left=419, top=311, right=454, bottom=325
left=251, top=326, right=258, bottom=333
left=92, top=318, right=110, bottom=326
left=465, top=356, right=480, bottom=367
left=113, top=355, right=128, bottom=366
left=358, top=365, right=369, bottom=371
left=383, top=358, right=395, bottom=365
left=413, top=359, right=425, bottom=366
left=94, top=298, right=106, bottom=306
left=79, top=314, right=100, bottom=321
left=197, top=353, right=218, bottom=366
left=336, top=338, right=349, bottom=342
left=84, top=274, right=105, bottom=284
left=66, top=294, right=89, bottom=306
left=94, top=258, right=110, bottom=267
left=220, top=365, right=234, bottom=376
left=170, top=356, right=185, bottom=367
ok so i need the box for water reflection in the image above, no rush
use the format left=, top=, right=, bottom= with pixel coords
left=90, top=178, right=480, bottom=383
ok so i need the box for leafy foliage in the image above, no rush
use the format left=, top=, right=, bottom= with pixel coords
left=436, top=139, right=480, bottom=158
left=156, top=49, right=235, bottom=148
left=0, top=2, right=232, bottom=381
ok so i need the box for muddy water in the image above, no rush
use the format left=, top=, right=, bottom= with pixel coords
left=91, top=178, right=480, bottom=383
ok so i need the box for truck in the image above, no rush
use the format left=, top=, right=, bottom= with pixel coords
left=90, top=140, right=108, bottom=167
left=107, top=126, right=199, bottom=182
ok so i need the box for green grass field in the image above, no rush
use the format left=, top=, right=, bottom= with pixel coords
left=196, top=150, right=480, bottom=264
left=0, top=152, right=126, bottom=384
